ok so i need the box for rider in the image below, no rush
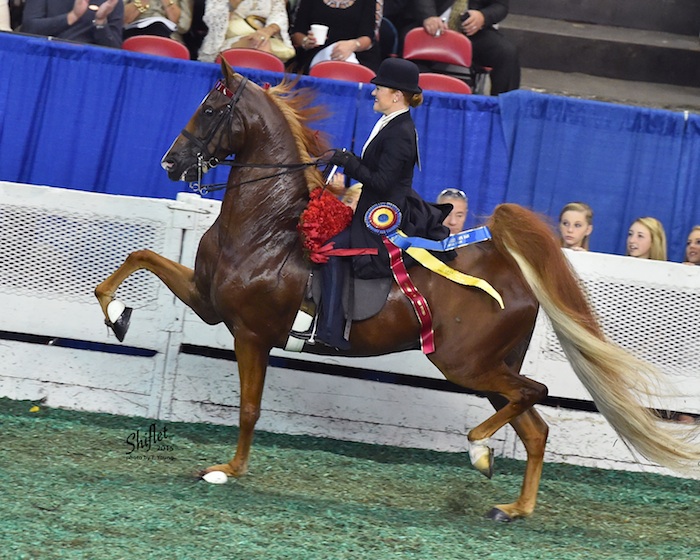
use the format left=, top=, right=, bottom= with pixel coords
left=316, top=58, right=453, bottom=349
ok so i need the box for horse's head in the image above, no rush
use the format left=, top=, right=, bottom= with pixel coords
left=161, top=60, right=249, bottom=182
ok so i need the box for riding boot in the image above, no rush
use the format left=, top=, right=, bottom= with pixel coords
left=316, top=230, right=351, bottom=350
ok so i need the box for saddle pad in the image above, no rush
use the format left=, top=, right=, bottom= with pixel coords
left=312, top=272, right=392, bottom=321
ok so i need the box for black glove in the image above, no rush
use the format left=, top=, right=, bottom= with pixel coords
left=329, top=149, right=352, bottom=167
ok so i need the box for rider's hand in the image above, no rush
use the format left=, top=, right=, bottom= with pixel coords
left=329, top=149, right=352, bottom=167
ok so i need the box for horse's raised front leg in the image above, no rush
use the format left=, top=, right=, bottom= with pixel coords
left=204, top=333, right=271, bottom=478
left=95, top=249, right=219, bottom=341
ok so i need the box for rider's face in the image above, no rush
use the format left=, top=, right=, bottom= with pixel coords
left=372, top=86, right=399, bottom=115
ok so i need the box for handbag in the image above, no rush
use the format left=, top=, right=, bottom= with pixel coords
left=226, top=13, right=296, bottom=62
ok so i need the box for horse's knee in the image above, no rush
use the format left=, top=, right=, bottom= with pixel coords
left=126, top=249, right=153, bottom=266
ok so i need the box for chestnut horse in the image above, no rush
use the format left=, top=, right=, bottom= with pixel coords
left=95, top=61, right=699, bottom=521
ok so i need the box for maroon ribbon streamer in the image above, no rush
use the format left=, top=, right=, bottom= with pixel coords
left=382, top=237, right=435, bottom=354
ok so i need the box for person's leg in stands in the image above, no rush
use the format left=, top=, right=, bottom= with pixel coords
left=470, top=27, right=520, bottom=95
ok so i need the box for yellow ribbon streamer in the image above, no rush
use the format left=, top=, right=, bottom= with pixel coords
left=396, top=231, right=505, bottom=309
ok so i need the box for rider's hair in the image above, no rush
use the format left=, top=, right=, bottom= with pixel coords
left=402, top=91, right=423, bottom=108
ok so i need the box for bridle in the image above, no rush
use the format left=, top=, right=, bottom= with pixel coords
left=179, top=77, right=326, bottom=195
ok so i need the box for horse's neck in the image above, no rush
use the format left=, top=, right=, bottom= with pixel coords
left=220, top=127, right=309, bottom=249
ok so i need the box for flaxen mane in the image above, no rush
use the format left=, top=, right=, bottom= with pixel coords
left=267, top=80, right=330, bottom=193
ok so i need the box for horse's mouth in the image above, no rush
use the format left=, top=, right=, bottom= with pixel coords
left=178, top=167, right=201, bottom=182
left=162, top=158, right=202, bottom=183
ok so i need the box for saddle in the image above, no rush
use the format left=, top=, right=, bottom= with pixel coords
left=313, top=268, right=392, bottom=322
left=284, top=268, right=392, bottom=352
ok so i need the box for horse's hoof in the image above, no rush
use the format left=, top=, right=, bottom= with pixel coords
left=473, top=451, right=494, bottom=479
left=203, top=463, right=239, bottom=477
left=469, top=439, right=494, bottom=479
left=105, top=301, right=132, bottom=342
left=486, top=507, right=513, bottom=522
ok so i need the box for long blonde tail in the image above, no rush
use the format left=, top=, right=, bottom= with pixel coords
left=488, top=204, right=700, bottom=474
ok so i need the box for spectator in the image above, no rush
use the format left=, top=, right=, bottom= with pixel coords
left=123, top=0, right=193, bottom=44
left=683, top=225, right=700, bottom=265
left=559, top=202, right=593, bottom=251
left=22, top=0, right=123, bottom=48
left=198, top=0, right=294, bottom=63
left=381, top=0, right=414, bottom=57
left=9, top=0, right=24, bottom=30
left=1, top=0, right=10, bottom=30
left=182, top=0, right=207, bottom=58
left=626, top=217, right=667, bottom=261
left=411, top=0, right=519, bottom=95
left=289, top=0, right=379, bottom=73
left=436, top=188, right=468, bottom=234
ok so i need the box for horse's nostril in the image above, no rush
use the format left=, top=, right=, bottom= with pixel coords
left=161, top=159, right=174, bottom=171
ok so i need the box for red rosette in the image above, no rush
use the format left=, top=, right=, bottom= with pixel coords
left=298, top=188, right=354, bottom=262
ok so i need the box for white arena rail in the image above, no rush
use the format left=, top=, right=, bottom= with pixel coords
left=1, top=181, right=698, bottom=479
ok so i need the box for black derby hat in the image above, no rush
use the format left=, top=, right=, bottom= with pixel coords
left=371, top=58, right=422, bottom=94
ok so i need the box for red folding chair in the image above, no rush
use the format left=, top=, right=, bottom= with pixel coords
left=402, top=28, right=489, bottom=92
left=122, top=36, right=190, bottom=60
left=402, top=28, right=472, bottom=68
left=309, top=61, right=376, bottom=83
left=216, top=48, right=285, bottom=73
left=418, top=73, right=472, bottom=94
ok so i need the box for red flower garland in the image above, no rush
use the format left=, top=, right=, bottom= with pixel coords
left=298, top=188, right=354, bottom=263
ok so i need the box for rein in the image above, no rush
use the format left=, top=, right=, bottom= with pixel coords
left=190, top=158, right=322, bottom=195
left=182, top=77, right=327, bottom=195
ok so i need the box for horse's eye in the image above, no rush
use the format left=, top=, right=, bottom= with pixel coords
left=203, top=107, right=215, bottom=116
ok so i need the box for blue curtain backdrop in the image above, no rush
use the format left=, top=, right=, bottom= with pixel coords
left=0, top=32, right=697, bottom=259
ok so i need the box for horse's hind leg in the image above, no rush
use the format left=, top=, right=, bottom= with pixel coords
left=460, top=364, right=547, bottom=478
left=95, top=249, right=219, bottom=340
left=485, top=396, right=548, bottom=522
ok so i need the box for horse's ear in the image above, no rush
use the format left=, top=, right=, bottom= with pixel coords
left=220, top=57, right=235, bottom=83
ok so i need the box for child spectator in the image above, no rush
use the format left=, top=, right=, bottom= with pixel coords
left=683, top=225, right=700, bottom=265
left=626, top=217, right=667, bottom=261
left=559, top=202, right=593, bottom=251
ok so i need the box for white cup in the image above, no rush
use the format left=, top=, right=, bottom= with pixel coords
left=310, top=24, right=329, bottom=46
